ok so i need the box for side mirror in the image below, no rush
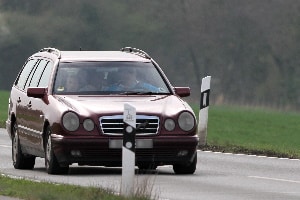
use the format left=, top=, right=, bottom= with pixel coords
left=174, top=87, right=190, bottom=97
left=27, top=87, right=47, bottom=98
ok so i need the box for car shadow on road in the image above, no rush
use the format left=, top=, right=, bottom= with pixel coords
left=33, top=166, right=174, bottom=176
left=68, top=166, right=173, bottom=176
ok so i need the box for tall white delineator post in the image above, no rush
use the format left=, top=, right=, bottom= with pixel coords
left=121, top=103, right=136, bottom=197
left=198, top=76, right=211, bottom=146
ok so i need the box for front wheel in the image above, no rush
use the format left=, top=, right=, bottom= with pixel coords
left=12, top=123, right=35, bottom=169
left=173, top=152, right=197, bottom=175
left=44, top=126, right=69, bottom=174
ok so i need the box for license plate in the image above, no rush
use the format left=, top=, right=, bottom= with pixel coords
left=109, top=139, right=153, bottom=149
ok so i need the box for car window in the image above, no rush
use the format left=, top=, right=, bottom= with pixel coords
left=53, top=61, right=171, bottom=95
left=39, top=60, right=54, bottom=87
left=29, top=59, right=49, bottom=88
left=15, top=59, right=38, bottom=90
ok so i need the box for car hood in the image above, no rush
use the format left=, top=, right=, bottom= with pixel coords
left=55, top=95, right=192, bottom=117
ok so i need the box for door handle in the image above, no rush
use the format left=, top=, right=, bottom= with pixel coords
left=27, top=101, right=32, bottom=108
left=17, top=97, right=21, bottom=103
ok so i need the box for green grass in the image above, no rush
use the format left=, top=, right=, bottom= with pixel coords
left=0, top=90, right=9, bottom=127
left=0, top=175, right=150, bottom=200
left=198, top=105, right=300, bottom=158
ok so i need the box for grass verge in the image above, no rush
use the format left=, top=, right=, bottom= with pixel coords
left=195, top=105, right=300, bottom=159
left=0, top=90, right=9, bottom=128
left=0, top=174, right=150, bottom=200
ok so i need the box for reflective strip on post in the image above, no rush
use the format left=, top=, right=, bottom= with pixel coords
left=198, top=76, right=211, bottom=146
left=121, top=103, right=136, bottom=197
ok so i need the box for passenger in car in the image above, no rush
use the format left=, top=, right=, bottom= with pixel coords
left=77, top=70, right=97, bottom=92
left=86, top=71, right=104, bottom=91
left=65, top=74, right=80, bottom=92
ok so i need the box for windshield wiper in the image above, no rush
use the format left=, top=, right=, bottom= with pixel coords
left=119, top=91, right=170, bottom=95
left=119, top=91, right=154, bottom=95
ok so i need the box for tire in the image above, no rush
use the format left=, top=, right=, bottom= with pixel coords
left=173, top=152, right=197, bottom=175
left=44, top=126, right=69, bottom=174
left=12, top=123, right=35, bottom=169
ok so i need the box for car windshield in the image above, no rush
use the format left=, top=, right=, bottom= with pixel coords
left=53, top=61, right=171, bottom=95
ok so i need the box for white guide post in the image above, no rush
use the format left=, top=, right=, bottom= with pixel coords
left=197, top=76, right=211, bottom=146
left=121, top=103, right=136, bottom=197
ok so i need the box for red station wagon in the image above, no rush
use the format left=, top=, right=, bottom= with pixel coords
left=6, top=47, right=199, bottom=174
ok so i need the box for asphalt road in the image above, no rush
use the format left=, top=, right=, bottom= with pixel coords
left=1, top=128, right=300, bottom=200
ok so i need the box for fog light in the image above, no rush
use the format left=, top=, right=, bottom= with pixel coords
left=71, top=150, right=82, bottom=157
left=177, top=150, right=188, bottom=157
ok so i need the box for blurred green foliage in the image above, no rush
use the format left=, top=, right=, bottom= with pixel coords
left=0, top=0, right=300, bottom=110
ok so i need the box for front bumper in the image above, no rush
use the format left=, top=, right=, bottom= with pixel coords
left=51, top=134, right=199, bottom=167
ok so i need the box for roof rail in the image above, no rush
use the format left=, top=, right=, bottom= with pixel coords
left=121, top=47, right=151, bottom=59
left=39, top=47, right=61, bottom=58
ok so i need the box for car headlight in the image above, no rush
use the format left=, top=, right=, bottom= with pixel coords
left=62, top=112, right=80, bottom=131
left=178, top=111, right=195, bottom=131
left=164, top=118, right=175, bottom=131
left=83, top=118, right=95, bottom=131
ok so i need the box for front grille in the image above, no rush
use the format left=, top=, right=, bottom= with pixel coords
left=100, top=115, right=159, bottom=136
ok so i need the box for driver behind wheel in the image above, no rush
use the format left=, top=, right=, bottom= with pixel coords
left=108, top=67, right=159, bottom=92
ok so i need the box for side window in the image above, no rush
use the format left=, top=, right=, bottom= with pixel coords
left=15, top=59, right=38, bottom=90
left=39, top=60, right=54, bottom=87
left=29, top=59, right=49, bottom=87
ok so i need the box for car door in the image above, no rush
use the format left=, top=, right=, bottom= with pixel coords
left=25, top=59, right=54, bottom=155
left=14, top=58, right=39, bottom=149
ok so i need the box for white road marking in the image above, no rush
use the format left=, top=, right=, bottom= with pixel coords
left=200, top=150, right=300, bottom=161
left=249, top=176, right=300, bottom=184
